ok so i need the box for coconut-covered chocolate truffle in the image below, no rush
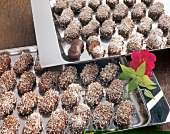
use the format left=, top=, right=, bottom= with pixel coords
left=80, top=63, right=99, bottom=85
left=38, top=71, right=59, bottom=93
left=100, top=63, right=119, bottom=85
left=100, top=20, right=116, bottom=40
left=123, top=0, right=136, bottom=7
left=167, top=30, right=170, bottom=45
left=88, top=0, right=102, bottom=11
left=112, top=4, right=128, bottom=21
left=0, top=71, right=16, bottom=94
left=114, top=100, right=134, bottom=127
left=106, top=79, right=124, bottom=103
left=127, top=32, right=144, bottom=53
left=64, top=20, right=82, bottom=42
left=13, top=52, right=33, bottom=75
left=23, top=113, right=42, bottom=134
left=17, top=91, right=38, bottom=115
left=81, top=20, right=100, bottom=40
left=54, top=0, right=69, bottom=14
left=17, top=71, right=36, bottom=95
left=108, top=35, right=124, bottom=55
left=0, top=115, right=20, bottom=134
left=84, top=82, right=104, bottom=108
left=46, top=109, right=68, bottom=134
left=91, top=45, right=105, bottom=59
left=0, top=54, right=11, bottom=76
left=158, top=14, right=170, bottom=33
left=96, top=4, right=111, bottom=23
left=148, top=2, right=164, bottom=20
left=131, top=2, right=147, bottom=21
left=58, top=8, right=74, bottom=28
left=38, top=89, right=59, bottom=114
left=70, top=0, right=86, bottom=13
left=137, top=17, right=153, bottom=36
left=86, top=36, right=99, bottom=50
left=0, top=91, right=17, bottom=117
left=92, top=101, right=114, bottom=130
left=34, top=56, right=44, bottom=74
left=106, top=0, right=119, bottom=8
left=118, top=18, right=134, bottom=38
left=78, top=7, right=93, bottom=26
left=141, top=0, right=154, bottom=6
left=58, top=66, right=77, bottom=89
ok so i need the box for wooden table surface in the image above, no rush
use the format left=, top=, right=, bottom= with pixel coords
left=0, top=0, right=170, bottom=132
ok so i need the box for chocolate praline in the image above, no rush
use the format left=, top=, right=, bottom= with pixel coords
left=70, top=0, right=86, bottom=13
left=106, top=0, right=119, bottom=8
left=158, top=14, right=170, bottom=33
left=141, top=0, right=154, bottom=6
left=123, top=0, right=136, bottom=7
left=54, top=0, right=69, bottom=14
left=0, top=54, right=11, bottom=76
left=88, top=0, right=102, bottom=11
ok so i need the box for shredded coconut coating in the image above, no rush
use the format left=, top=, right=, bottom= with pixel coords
left=106, top=0, right=119, bottom=8
left=34, top=56, right=44, bottom=74
left=141, top=0, right=154, bottom=6
left=54, top=0, right=69, bottom=14
left=123, top=0, right=136, bottom=7
left=86, top=36, right=99, bottom=48
left=17, top=91, right=38, bottom=115
left=80, top=63, right=99, bottom=85
left=22, top=113, right=42, bottom=134
left=158, top=14, right=170, bottom=33
left=70, top=0, right=86, bottom=13
left=0, top=54, right=11, bottom=76
left=91, top=45, right=105, bottom=58
left=88, top=0, right=102, bottom=11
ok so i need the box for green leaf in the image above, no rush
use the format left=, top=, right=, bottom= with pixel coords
left=139, top=82, right=156, bottom=90
left=120, top=64, right=136, bottom=78
left=144, top=89, right=155, bottom=99
left=143, top=75, right=156, bottom=85
left=123, top=92, right=129, bottom=99
left=119, top=72, right=131, bottom=80
left=128, top=79, right=138, bottom=93
left=136, top=62, right=146, bottom=77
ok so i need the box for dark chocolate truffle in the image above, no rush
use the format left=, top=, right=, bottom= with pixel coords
left=123, top=0, right=136, bottom=7
left=54, top=0, right=69, bottom=14
left=13, top=52, right=33, bottom=75
left=112, top=4, right=128, bottom=21
left=148, top=2, right=164, bottom=20
left=80, top=63, right=99, bottom=85
left=91, top=45, right=105, bottom=59
left=58, top=66, right=77, bottom=89
left=92, top=101, right=114, bottom=130
left=86, top=36, right=99, bottom=49
left=108, top=35, right=124, bottom=55
left=127, top=32, right=144, bottom=53
left=17, top=71, right=36, bottom=95
left=22, top=113, right=43, bottom=134
left=17, top=91, right=38, bottom=115
left=0, top=54, right=11, bottom=76
left=106, top=79, right=124, bottom=103
left=38, top=89, right=59, bottom=114
left=70, top=0, right=86, bottom=13
left=131, top=2, right=147, bottom=21
left=100, top=20, right=116, bottom=39
left=78, top=7, right=93, bottom=26
left=88, top=0, right=102, bottom=11
left=118, top=18, right=134, bottom=38
left=96, top=4, right=111, bottom=23
left=84, top=82, right=104, bottom=108
left=158, top=14, right=170, bottom=33
left=34, top=56, right=44, bottom=74
left=106, top=0, right=119, bottom=8
left=141, top=0, right=154, bottom=6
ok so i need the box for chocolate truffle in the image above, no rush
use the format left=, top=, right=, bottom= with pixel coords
left=91, top=45, right=105, bottom=59
left=54, top=0, right=69, bottom=14
left=84, top=82, right=104, bottom=108
left=88, top=0, right=102, bottom=11
left=92, top=101, right=114, bottom=130
left=100, top=20, right=116, bottom=39
left=46, top=109, right=68, bottom=134
left=78, top=7, right=93, bottom=26
left=118, top=18, right=134, bottom=38
left=106, top=0, right=119, bottom=8
left=158, top=14, right=170, bottom=33
left=108, top=35, right=124, bottom=55
left=167, top=29, right=170, bottom=45
left=17, top=91, right=38, bottom=115
left=123, top=0, right=136, bottom=7
left=96, top=4, right=111, bottom=23
left=81, top=20, right=100, bottom=40
left=22, top=113, right=43, bottom=134
left=106, top=79, right=124, bottom=103
left=58, top=66, right=77, bottom=89
left=131, top=2, right=147, bottom=21
left=148, top=2, right=164, bottom=20
left=114, top=100, right=134, bottom=127
left=0, top=91, right=17, bottom=117
left=127, top=32, right=144, bottom=53
left=0, top=115, right=20, bottom=134
left=38, top=71, right=59, bottom=93
left=64, top=20, right=82, bottom=42
left=13, top=52, right=33, bottom=75
left=70, top=0, right=86, bottom=13
left=34, top=56, right=44, bottom=74
left=0, top=54, right=11, bottom=76
left=80, top=63, right=99, bottom=85
left=38, top=89, right=59, bottom=114
left=112, top=4, right=128, bottom=21
left=17, top=71, right=36, bottom=95
left=86, top=36, right=99, bottom=50
left=68, top=39, right=84, bottom=59
left=0, top=71, right=16, bottom=94
left=141, top=0, right=154, bottom=6
left=137, top=17, right=153, bottom=36
left=100, top=63, right=119, bottom=85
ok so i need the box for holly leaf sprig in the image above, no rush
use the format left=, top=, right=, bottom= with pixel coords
left=119, top=62, right=156, bottom=99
